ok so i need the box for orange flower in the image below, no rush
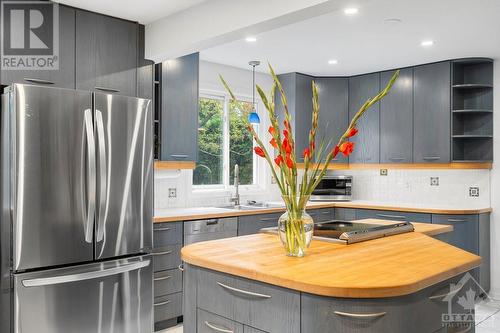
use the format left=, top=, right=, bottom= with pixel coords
left=274, top=155, right=283, bottom=166
left=254, top=147, right=265, bottom=157
left=332, top=145, right=340, bottom=158
left=286, top=155, right=294, bottom=168
left=339, top=142, right=355, bottom=157
left=284, top=119, right=290, bottom=130
left=282, top=138, right=292, bottom=154
left=270, top=138, right=278, bottom=148
left=346, top=127, right=358, bottom=138
left=283, top=129, right=289, bottom=139
left=268, top=126, right=276, bottom=136
left=303, top=148, right=310, bottom=159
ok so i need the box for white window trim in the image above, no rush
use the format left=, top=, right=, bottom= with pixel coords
left=193, top=89, right=265, bottom=193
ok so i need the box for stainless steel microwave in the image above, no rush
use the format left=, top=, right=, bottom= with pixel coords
left=310, top=175, right=352, bottom=201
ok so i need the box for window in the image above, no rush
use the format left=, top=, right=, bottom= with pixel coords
left=193, top=93, right=257, bottom=188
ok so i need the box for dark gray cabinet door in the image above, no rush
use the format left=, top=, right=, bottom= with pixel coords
left=316, top=78, right=349, bottom=163
left=137, top=25, right=153, bottom=100
left=76, top=10, right=137, bottom=96
left=161, top=53, right=199, bottom=161
left=380, top=68, right=413, bottom=163
left=238, top=213, right=281, bottom=236
left=348, top=73, right=380, bottom=163
left=413, top=62, right=451, bottom=163
left=294, top=74, right=313, bottom=162
left=1, top=5, right=75, bottom=88
left=431, top=214, right=478, bottom=254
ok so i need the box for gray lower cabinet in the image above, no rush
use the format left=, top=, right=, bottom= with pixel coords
left=244, top=326, right=268, bottom=333
left=348, top=73, right=381, bottom=163
left=75, top=10, right=138, bottom=96
left=308, top=208, right=334, bottom=222
left=380, top=68, right=414, bottom=163
left=335, top=208, right=357, bottom=221
left=161, top=53, right=199, bottom=161
left=238, top=213, right=281, bottom=236
left=413, top=61, right=451, bottom=163
left=197, top=308, right=244, bottom=333
left=316, top=77, right=349, bottom=163
left=355, top=209, right=432, bottom=223
left=0, top=4, right=75, bottom=88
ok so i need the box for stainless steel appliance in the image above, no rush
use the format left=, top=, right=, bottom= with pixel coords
left=262, top=221, right=414, bottom=244
left=310, top=175, right=352, bottom=201
left=184, top=217, right=238, bottom=245
left=0, top=84, right=153, bottom=333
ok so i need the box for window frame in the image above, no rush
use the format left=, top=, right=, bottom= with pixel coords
left=193, top=89, right=262, bottom=192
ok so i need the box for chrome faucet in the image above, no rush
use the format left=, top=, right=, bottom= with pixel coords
left=230, top=164, right=240, bottom=206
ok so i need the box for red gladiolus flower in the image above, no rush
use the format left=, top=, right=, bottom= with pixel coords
left=346, top=127, right=358, bottom=138
left=254, top=147, right=265, bottom=157
left=268, top=126, right=276, bottom=136
left=332, top=145, right=340, bottom=158
left=283, top=129, right=289, bottom=139
left=284, top=120, right=290, bottom=130
left=274, top=155, right=283, bottom=166
left=270, top=138, right=278, bottom=148
left=339, top=142, right=355, bottom=157
left=282, top=138, right=292, bottom=154
left=303, top=148, right=310, bottom=159
left=286, top=155, right=294, bottom=168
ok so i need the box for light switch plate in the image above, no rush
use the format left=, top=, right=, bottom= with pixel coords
left=168, top=188, right=177, bottom=198
left=469, top=187, right=479, bottom=197
left=430, top=177, right=439, bottom=186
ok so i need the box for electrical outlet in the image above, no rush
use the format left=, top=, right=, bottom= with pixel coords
left=168, top=188, right=177, bottom=198
left=430, top=177, right=439, bottom=186
left=469, top=187, right=479, bottom=197
left=380, top=169, right=388, bottom=176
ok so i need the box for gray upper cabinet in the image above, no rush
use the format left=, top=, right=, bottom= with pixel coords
left=413, top=62, right=451, bottom=163
left=161, top=53, right=199, bottom=161
left=1, top=5, right=75, bottom=88
left=76, top=10, right=137, bottom=96
left=137, top=25, right=153, bottom=100
left=380, top=68, right=413, bottom=163
left=316, top=78, right=349, bottom=163
left=348, top=73, right=380, bottom=164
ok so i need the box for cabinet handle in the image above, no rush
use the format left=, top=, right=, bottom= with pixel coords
left=178, top=264, right=184, bottom=272
left=24, top=78, right=54, bottom=85
left=447, top=218, right=466, bottom=222
left=206, top=219, right=219, bottom=225
left=204, top=321, right=234, bottom=333
left=94, top=86, right=120, bottom=93
left=154, top=275, right=172, bottom=281
left=152, top=250, right=172, bottom=256
left=171, top=154, right=188, bottom=159
left=259, top=217, right=276, bottom=222
left=428, top=284, right=463, bottom=300
left=153, top=300, right=171, bottom=307
left=376, top=214, right=406, bottom=220
left=389, top=157, right=405, bottom=161
left=423, top=156, right=440, bottom=161
left=217, top=281, right=272, bottom=299
left=321, top=211, right=331, bottom=214
left=334, top=310, right=386, bottom=319
left=154, top=227, right=172, bottom=231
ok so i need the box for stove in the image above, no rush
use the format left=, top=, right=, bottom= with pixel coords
left=261, top=220, right=415, bottom=244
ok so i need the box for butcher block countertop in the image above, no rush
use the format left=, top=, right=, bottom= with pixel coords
left=155, top=201, right=491, bottom=223
left=181, top=221, right=481, bottom=298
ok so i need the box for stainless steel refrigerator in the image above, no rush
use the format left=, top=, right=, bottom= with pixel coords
left=0, top=84, right=153, bottom=333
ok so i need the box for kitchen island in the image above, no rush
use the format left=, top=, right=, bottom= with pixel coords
left=181, top=223, right=481, bottom=333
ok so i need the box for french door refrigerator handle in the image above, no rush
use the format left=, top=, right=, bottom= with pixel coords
left=84, top=109, right=96, bottom=243
left=22, top=260, right=151, bottom=287
left=95, top=110, right=107, bottom=242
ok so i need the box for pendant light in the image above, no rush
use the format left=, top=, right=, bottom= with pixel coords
left=248, top=60, right=261, bottom=124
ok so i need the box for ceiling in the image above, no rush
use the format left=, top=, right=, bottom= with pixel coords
left=55, top=0, right=207, bottom=24
left=200, top=0, right=500, bottom=76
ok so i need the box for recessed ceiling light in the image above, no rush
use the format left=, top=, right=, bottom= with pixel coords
left=245, top=36, right=257, bottom=43
left=421, top=40, right=434, bottom=47
left=328, top=59, right=339, bottom=65
left=344, top=7, right=359, bottom=15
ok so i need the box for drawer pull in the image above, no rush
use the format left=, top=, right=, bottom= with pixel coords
left=389, top=157, right=405, bottom=161
left=259, top=218, right=276, bottom=222
left=217, top=281, right=272, bottom=299
left=94, top=86, right=120, bottom=93
left=321, top=211, right=331, bottom=214
left=204, top=321, right=234, bottom=333
left=171, top=154, right=188, bottom=159
left=423, top=156, right=440, bottom=161
left=376, top=214, right=406, bottom=220
left=178, top=264, right=185, bottom=272
left=154, top=275, right=172, bottom=281
left=429, top=284, right=462, bottom=300
left=334, top=310, right=386, bottom=319
left=206, top=219, right=219, bottom=225
left=153, top=300, right=171, bottom=307
left=155, top=227, right=172, bottom=231
left=152, top=250, right=173, bottom=256
left=447, top=218, right=466, bottom=223
left=24, top=78, right=54, bottom=85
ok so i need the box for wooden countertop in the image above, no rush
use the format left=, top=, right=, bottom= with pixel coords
left=181, top=222, right=480, bottom=298
left=155, top=202, right=492, bottom=223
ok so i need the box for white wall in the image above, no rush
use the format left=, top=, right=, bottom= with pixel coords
left=489, top=60, right=500, bottom=298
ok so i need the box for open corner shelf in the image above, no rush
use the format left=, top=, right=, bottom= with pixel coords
left=451, top=59, right=493, bottom=162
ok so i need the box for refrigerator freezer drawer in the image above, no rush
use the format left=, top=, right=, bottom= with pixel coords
left=14, top=255, right=153, bottom=333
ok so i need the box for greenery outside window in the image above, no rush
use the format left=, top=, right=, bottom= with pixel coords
left=193, top=92, right=258, bottom=189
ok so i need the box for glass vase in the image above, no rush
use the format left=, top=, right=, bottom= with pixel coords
left=278, top=196, right=314, bottom=257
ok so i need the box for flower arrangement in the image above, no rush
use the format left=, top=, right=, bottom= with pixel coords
left=221, top=65, right=399, bottom=256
